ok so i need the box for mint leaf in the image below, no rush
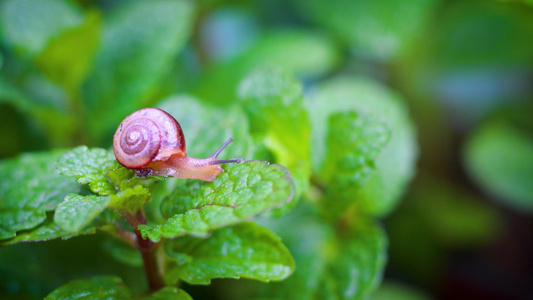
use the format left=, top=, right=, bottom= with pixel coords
left=260, top=208, right=387, bottom=300
left=57, top=146, right=155, bottom=214
left=54, top=194, right=110, bottom=233
left=464, top=120, right=533, bottom=212
left=0, top=0, right=83, bottom=57
left=83, top=0, right=194, bottom=142
left=321, top=112, right=391, bottom=219
left=0, top=217, right=91, bottom=246
left=0, top=150, right=79, bottom=240
left=297, top=0, right=436, bottom=60
left=57, top=146, right=118, bottom=196
left=164, top=222, right=294, bottom=284
left=0, top=76, right=76, bottom=148
left=309, top=76, right=417, bottom=216
left=144, top=287, right=192, bottom=300
left=196, top=29, right=340, bottom=104
left=44, top=276, right=132, bottom=299
left=238, top=67, right=311, bottom=204
left=327, top=222, right=388, bottom=299
left=36, top=10, right=100, bottom=91
left=158, top=95, right=254, bottom=159
left=108, top=185, right=151, bottom=215
left=243, top=30, right=341, bottom=78
left=139, top=161, right=294, bottom=242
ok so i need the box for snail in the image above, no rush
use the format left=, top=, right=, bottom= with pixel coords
left=113, top=108, right=242, bottom=181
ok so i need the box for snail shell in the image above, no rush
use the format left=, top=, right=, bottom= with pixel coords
left=113, top=108, right=241, bottom=181
left=113, top=108, right=185, bottom=169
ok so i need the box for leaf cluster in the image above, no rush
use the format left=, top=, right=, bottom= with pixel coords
left=0, top=0, right=424, bottom=299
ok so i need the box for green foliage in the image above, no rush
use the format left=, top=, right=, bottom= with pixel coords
left=0, top=0, right=433, bottom=299
left=464, top=120, right=533, bottom=212
left=57, top=146, right=119, bottom=195
left=44, top=276, right=133, bottom=299
left=296, top=0, right=437, bottom=60
left=430, top=1, right=533, bottom=68
left=83, top=0, right=195, bottom=141
left=0, top=150, right=79, bottom=240
left=309, top=76, right=418, bottom=216
left=109, top=185, right=151, bottom=215
left=196, top=30, right=340, bottom=104
left=144, top=287, right=193, bottom=300
left=36, top=10, right=100, bottom=92
left=158, top=96, right=254, bottom=159
left=140, top=161, right=294, bottom=242
left=0, top=0, right=83, bottom=57
left=321, top=112, right=391, bottom=219
left=0, top=234, right=147, bottom=298
left=0, top=218, right=82, bottom=246
left=164, top=222, right=294, bottom=284
left=57, top=147, right=158, bottom=217
left=258, top=204, right=387, bottom=300
left=238, top=67, right=311, bottom=201
left=54, top=194, right=110, bottom=233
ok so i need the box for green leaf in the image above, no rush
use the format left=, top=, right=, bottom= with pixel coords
left=0, top=75, right=76, bottom=148
left=139, top=161, right=294, bottom=242
left=54, top=194, right=111, bottom=233
left=0, top=0, right=83, bottom=57
left=57, top=146, right=118, bottom=196
left=1, top=234, right=147, bottom=298
left=83, top=0, right=195, bottom=142
left=109, top=185, right=151, bottom=215
left=158, top=95, right=254, bottom=159
left=36, top=10, right=101, bottom=91
left=144, top=287, right=193, bottom=300
left=164, top=222, right=294, bottom=284
left=44, top=276, right=132, bottom=299
left=323, top=223, right=387, bottom=300
left=57, top=146, right=156, bottom=214
left=0, top=150, right=79, bottom=240
left=464, top=120, right=533, bottom=212
left=321, top=112, right=391, bottom=219
left=296, top=0, right=437, bottom=60
left=238, top=67, right=311, bottom=205
left=259, top=205, right=387, bottom=300
left=308, top=76, right=417, bottom=216
left=196, top=29, right=341, bottom=104
left=0, top=217, right=92, bottom=246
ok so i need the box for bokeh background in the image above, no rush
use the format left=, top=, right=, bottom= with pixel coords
left=1, top=0, right=533, bottom=299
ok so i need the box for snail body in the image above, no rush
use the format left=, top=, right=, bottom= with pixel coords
left=113, top=108, right=240, bottom=181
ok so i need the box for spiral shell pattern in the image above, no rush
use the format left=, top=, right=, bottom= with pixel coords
left=113, top=108, right=185, bottom=169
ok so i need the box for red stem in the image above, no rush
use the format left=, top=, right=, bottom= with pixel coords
left=124, top=211, right=165, bottom=292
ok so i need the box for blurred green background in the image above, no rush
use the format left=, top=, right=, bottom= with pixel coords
left=1, top=0, right=533, bottom=299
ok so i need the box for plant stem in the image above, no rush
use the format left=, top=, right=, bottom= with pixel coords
left=124, top=211, right=165, bottom=292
